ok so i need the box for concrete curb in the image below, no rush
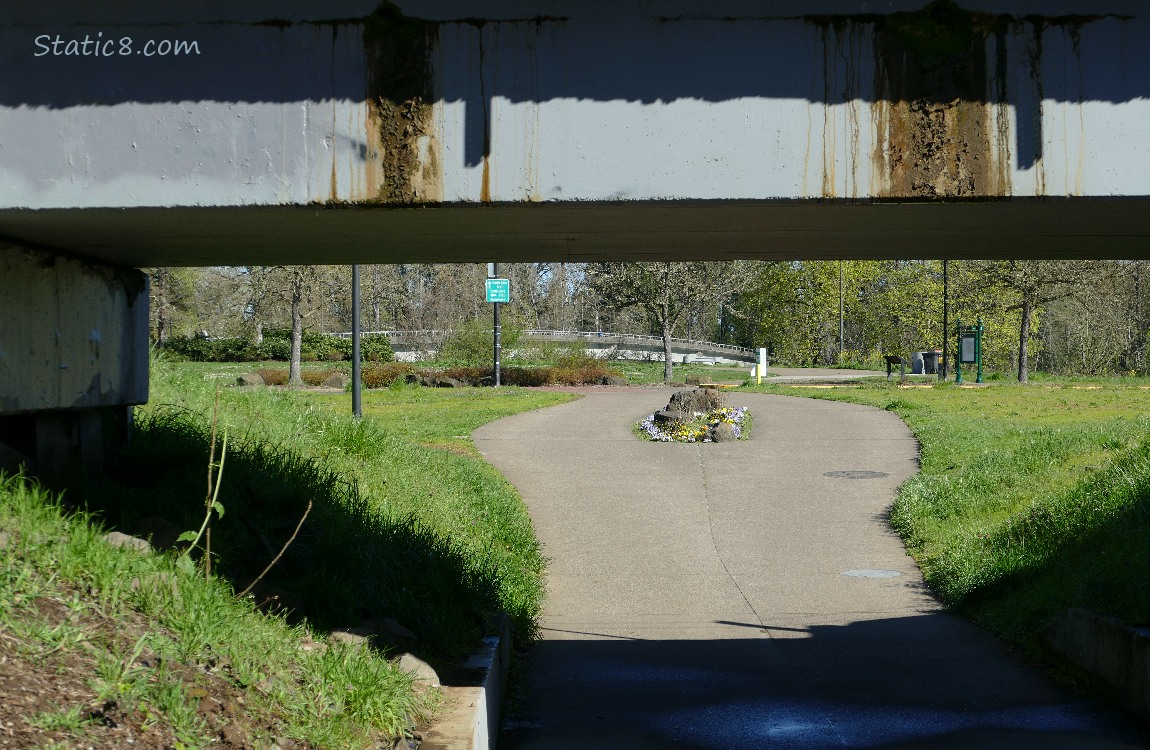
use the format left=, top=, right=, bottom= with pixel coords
left=421, top=617, right=512, bottom=750
left=1045, top=608, right=1150, bottom=724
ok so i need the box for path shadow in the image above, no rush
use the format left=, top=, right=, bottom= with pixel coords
left=501, top=613, right=1150, bottom=749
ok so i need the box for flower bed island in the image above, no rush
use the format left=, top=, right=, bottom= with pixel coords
left=634, top=386, right=752, bottom=443
left=637, top=405, right=750, bottom=443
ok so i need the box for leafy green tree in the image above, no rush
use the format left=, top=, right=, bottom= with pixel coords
left=145, top=267, right=200, bottom=344
left=438, top=317, right=522, bottom=366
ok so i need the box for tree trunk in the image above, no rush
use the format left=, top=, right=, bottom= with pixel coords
left=153, top=270, right=168, bottom=345
left=253, top=321, right=263, bottom=347
left=1018, top=297, right=1032, bottom=384
left=289, top=275, right=304, bottom=386
left=661, top=314, right=674, bottom=384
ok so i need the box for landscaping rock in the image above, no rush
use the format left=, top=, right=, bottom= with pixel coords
left=398, top=652, right=441, bottom=688
left=329, top=627, right=377, bottom=649
left=669, top=388, right=725, bottom=416
left=237, top=372, right=265, bottom=387
left=363, top=617, right=419, bottom=652
left=600, top=375, right=629, bottom=386
left=711, top=422, right=738, bottom=443
left=420, top=374, right=463, bottom=388
left=133, top=516, right=183, bottom=551
left=298, top=634, right=327, bottom=655
left=321, top=372, right=350, bottom=389
left=653, top=409, right=685, bottom=425
left=103, top=531, right=151, bottom=553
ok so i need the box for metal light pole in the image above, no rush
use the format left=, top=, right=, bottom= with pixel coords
left=351, top=264, right=362, bottom=418
left=492, top=262, right=501, bottom=387
left=838, top=260, right=844, bottom=360
left=941, top=259, right=949, bottom=382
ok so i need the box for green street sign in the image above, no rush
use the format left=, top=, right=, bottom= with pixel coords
left=485, top=278, right=510, bottom=303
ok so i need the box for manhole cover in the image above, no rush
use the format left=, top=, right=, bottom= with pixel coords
left=842, top=569, right=903, bottom=578
left=824, top=470, right=889, bottom=480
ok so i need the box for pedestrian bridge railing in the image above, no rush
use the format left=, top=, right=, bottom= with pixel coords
left=332, top=330, right=757, bottom=365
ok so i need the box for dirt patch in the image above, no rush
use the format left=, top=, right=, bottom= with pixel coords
left=0, top=585, right=276, bottom=750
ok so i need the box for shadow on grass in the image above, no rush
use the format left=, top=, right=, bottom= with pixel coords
left=950, top=443, right=1150, bottom=641
left=81, top=405, right=504, bottom=662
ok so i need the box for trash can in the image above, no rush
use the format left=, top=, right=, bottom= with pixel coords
left=922, top=350, right=940, bottom=375
left=910, top=351, right=924, bottom=375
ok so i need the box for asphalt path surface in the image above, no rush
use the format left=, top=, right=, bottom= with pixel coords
left=473, top=389, right=1148, bottom=749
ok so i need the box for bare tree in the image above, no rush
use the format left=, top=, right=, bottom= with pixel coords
left=586, top=262, right=757, bottom=383
left=967, top=260, right=1112, bottom=383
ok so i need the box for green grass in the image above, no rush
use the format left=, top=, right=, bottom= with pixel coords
left=0, top=472, right=435, bottom=748
left=611, top=361, right=751, bottom=385
left=742, top=378, right=1150, bottom=643
left=89, top=357, right=575, bottom=658
left=347, top=380, right=573, bottom=455
left=4, top=354, right=578, bottom=747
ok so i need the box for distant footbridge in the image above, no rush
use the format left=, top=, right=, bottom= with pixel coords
left=339, top=330, right=757, bottom=366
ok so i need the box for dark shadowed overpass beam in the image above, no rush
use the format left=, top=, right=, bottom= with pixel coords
left=1, top=198, right=1148, bottom=267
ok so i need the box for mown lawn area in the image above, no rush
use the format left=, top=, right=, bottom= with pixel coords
left=743, top=379, right=1150, bottom=644
left=611, top=360, right=751, bottom=384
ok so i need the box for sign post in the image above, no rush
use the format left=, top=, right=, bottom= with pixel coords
left=485, top=267, right=510, bottom=386
left=955, top=318, right=984, bottom=385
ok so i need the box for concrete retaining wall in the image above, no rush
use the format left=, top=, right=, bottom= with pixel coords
left=422, top=616, right=512, bottom=750
left=1045, top=608, right=1150, bottom=723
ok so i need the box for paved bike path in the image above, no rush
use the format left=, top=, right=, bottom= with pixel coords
left=473, top=390, right=1147, bottom=749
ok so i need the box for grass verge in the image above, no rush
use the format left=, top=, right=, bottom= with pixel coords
left=6, top=355, right=576, bottom=746
left=0, top=471, right=435, bottom=750
left=93, top=357, right=576, bottom=658
left=743, top=379, right=1150, bottom=644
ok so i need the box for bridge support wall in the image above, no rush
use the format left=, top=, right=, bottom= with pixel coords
left=0, top=244, right=148, bottom=482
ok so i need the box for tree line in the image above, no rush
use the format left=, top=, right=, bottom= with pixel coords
left=150, top=260, right=1150, bottom=383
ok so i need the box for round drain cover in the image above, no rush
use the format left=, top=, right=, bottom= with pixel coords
left=824, top=470, right=889, bottom=480
left=842, top=569, right=903, bottom=578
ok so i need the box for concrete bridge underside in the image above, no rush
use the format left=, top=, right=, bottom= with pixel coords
left=4, top=0, right=1150, bottom=477
left=3, top=199, right=1149, bottom=267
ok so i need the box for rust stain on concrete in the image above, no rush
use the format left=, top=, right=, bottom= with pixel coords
left=809, top=1, right=1116, bottom=200
left=363, top=5, right=439, bottom=204
left=870, top=2, right=999, bottom=199
left=480, top=155, right=492, bottom=202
